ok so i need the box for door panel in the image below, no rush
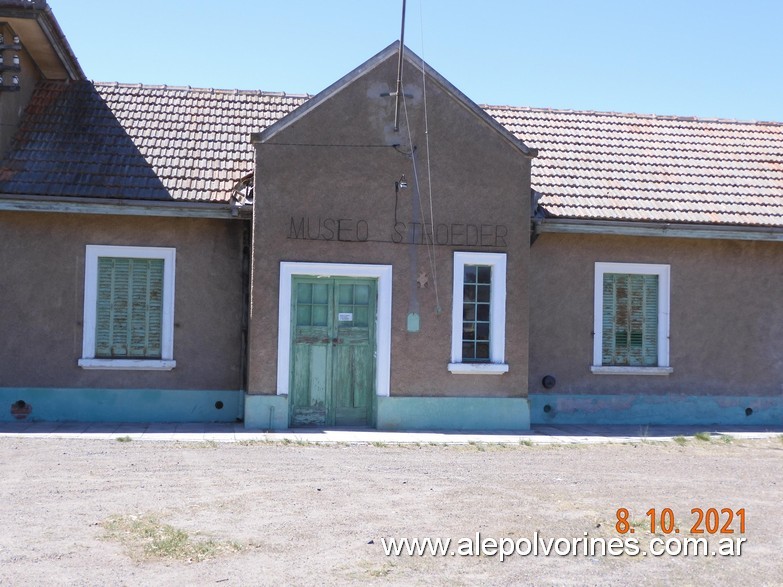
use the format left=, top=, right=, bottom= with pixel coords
left=290, top=278, right=376, bottom=427
left=290, top=281, right=332, bottom=427
left=333, top=281, right=375, bottom=426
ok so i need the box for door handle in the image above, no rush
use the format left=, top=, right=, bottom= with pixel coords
left=332, top=338, right=340, bottom=346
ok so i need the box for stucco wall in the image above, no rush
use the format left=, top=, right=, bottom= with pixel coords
left=530, top=232, right=783, bottom=397
left=0, top=211, right=245, bottom=390
left=248, top=52, right=531, bottom=399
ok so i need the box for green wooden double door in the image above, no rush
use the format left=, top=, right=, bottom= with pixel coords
left=290, top=277, right=377, bottom=427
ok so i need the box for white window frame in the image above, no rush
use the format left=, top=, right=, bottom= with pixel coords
left=79, top=245, right=176, bottom=370
left=592, top=262, right=672, bottom=376
left=277, top=262, right=393, bottom=396
left=448, top=251, right=509, bottom=375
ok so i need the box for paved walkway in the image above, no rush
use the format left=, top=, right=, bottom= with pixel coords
left=0, top=421, right=780, bottom=444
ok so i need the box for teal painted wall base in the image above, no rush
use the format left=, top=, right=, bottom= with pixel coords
left=1, top=388, right=241, bottom=423
left=530, top=393, right=783, bottom=426
left=376, top=396, right=531, bottom=431
left=244, top=394, right=289, bottom=429
left=242, top=395, right=531, bottom=431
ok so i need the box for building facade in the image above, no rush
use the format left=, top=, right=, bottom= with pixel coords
left=1, top=1, right=781, bottom=428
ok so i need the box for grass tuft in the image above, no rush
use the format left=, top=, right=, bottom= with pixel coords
left=115, top=436, right=132, bottom=442
left=673, top=436, right=688, bottom=446
left=694, top=431, right=712, bottom=442
left=467, top=441, right=486, bottom=452
left=367, top=562, right=394, bottom=577
left=102, top=514, right=242, bottom=562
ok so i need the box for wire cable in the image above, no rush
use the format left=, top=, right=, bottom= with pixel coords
left=402, top=83, right=441, bottom=316
left=418, top=0, right=441, bottom=313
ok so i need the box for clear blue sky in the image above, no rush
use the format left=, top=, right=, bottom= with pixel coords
left=53, top=1, right=783, bottom=122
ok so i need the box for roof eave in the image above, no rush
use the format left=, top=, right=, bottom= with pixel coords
left=0, top=193, right=250, bottom=219
left=252, top=42, right=537, bottom=158
left=403, top=48, right=537, bottom=159
left=251, top=42, right=401, bottom=145
left=1, top=1, right=85, bottom=80
left=37, top=3, right=84, bottom=80
left=535, top=216, right=783, bottom=243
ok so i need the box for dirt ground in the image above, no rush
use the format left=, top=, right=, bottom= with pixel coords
left=1, top=435, right=781, bottom=586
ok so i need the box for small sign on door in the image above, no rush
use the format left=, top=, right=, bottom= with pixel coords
left=338, top=312, right=353, bottom=322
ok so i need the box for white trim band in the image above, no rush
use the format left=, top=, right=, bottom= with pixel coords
left=450, top=251, right=508, bottom=372
left=448, top=363, right=509, bottom=375
left=277, top=262, right=393, bottom=397
left=590, top=366, right=673, bottom=376
left=80, top=245, right=176, bottom=369
left=593, top=261, right=671, bottom=371
left=77, top=359, right=176, bottom=371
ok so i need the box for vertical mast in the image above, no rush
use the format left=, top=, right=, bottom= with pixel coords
left=393, top=0, right=407, bottom=131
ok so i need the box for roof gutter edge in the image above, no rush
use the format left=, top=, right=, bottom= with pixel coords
left=38, top=4, right=85, bottom=80
left=0, top=194, right=251, bottom=219
left=535, top=217, right=783, bottom=242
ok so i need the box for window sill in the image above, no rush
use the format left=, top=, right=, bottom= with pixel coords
left=590, top=366, right=673, bottom=376
left=78, top=358, right=176, bottom=371
left=448, top=363, right=509, bottom=375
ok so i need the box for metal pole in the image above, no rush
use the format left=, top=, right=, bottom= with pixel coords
left=393, top=0, right=407, bottom=131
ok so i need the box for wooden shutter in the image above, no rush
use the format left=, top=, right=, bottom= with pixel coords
left=95, top=257, right=164, bottom=358
left=602, top=273, right=658, bottom=366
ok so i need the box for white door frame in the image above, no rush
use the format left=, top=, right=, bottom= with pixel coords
left=277, top=262, right=393, bottom=397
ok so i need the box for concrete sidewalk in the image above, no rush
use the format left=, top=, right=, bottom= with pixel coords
left=0, top=421, right=780, bottom=444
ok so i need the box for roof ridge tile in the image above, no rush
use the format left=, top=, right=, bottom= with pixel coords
left=91, top=80, right=312, bottom=99
left=483, top=104, right=783, bottom=127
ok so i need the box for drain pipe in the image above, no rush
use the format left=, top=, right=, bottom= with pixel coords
left=237, top=219, right=251, bottom=422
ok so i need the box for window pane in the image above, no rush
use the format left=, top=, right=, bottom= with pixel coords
left=461, top=264, right=491, bottom=363
left=338, top=284, right=353, bottom=304
left=312, top=304, right=328, bottom=326
left=297, top=283, right=312, bottom=304
left=355, top=285, right=370, bottom=304
left=296, top=304, right=312, bottom=326
left=312, top=284, right=328, bottom=305
left=353, top=307, right=369, bottom=327
left=476, top=284, right=490, bottom=302
left=477, top=266, right=491, bottom=284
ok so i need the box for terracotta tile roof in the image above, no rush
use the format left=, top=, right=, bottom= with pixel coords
left=3, top=80, right=783, bottom=227
left=0, top=80, right=307, bottom=202
left=485, top=106, right=783, bottom=227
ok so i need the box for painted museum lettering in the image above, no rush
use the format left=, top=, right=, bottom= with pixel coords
left=392, top=222, right=507, bottom=247
left=289, top=216, right=370, bottom=242
left=288, top=216, right=507, bottom=248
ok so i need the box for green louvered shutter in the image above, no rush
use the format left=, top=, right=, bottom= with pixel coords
left=95, top=257, right=164, bottom=358
left=602, top=273, right=658, bottom=367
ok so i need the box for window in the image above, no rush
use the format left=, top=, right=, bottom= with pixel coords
left=592, top=262, right=671, bottom=375
left=79, top=245, right=176, bottom=370
left=449, top=252, right=508, bottom=375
